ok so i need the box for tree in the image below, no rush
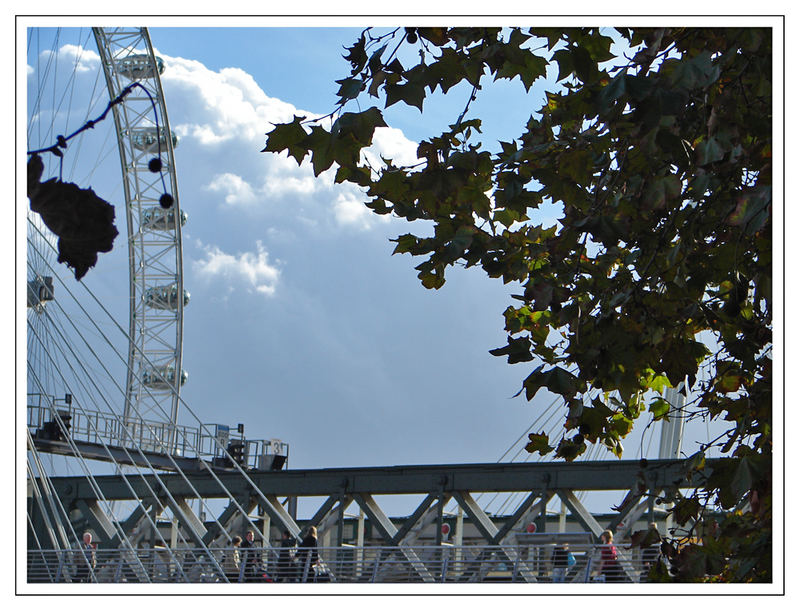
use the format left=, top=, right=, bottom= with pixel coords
left=262, top=27, right=772, bottom=582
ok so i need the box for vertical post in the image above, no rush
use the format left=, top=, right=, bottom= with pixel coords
left=454, top=506, right=463, bottom=575
left=538, top=490, right=548, bottom=533
left=260, top=507, right=270, bottom=577
left=435, top=495, right=444, bottom=546
left=150, top=503, right=158, bottom=549
left=170, top=515, right=178, bottom=549
left=559, top=500, right=567, bottom=533
left=356, top=508, right=365, bottom=579
left=336, top=497, right=345, bottom=578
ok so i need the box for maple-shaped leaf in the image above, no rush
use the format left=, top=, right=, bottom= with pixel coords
left=28, top=155, right=118, bottom=280
left=525, top=431, right=554, bottom=456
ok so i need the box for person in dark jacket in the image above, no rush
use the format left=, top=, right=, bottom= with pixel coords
left=551, top=543, right=571, bottom=583
left=296, top=526, right=319, bottom=582
left=239, top=530, right=261, bottom=582
left=75, top=532, right=96, bottom=583
left=277, top=530, right=296, bottom=582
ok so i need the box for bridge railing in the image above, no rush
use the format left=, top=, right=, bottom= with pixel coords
left=27, top=543, right=664, bottom=584
left=27, top=393, right=287, bottom=470
left=27, top=395, right=201, bottom=456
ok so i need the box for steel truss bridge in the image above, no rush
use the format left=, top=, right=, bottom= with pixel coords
left=29, top=459, right=719, bottom=564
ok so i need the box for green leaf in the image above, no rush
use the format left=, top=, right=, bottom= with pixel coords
left=489, top=335, right=534, bottom=364
left=547, top=367, right=579, bottom=398
left=333, top=107, right=388, bottom=147
left=730, top=457, right=756, bottom=500
left=417, top=27, right=448, bottom=46
left=609, top=413, right=633, bottom=437
left=648, top=397, right=671, bottom=421
left=571, top=44, right=599, bottom=83
left=555, top=436, right=587, bottom=461
left=385, top=81, right=426, bottom=111
left=418, top=265, right=446, bottom=289
left=261, top=116, right=309, bottom=164
left=334, top=165, right=372, bottom=186
left=342, top=35, right=367, bottom=74
left=694, top=136, right=725, bottom=166
left=600, top=71, right=626, bottom=105
left=367, top=43, right=388, bottom=73
left=645, top=373, right=671, bottom=394
left=304, top=125, right=336, bottom=176
left=525, top=432, right=554, bottom=456
left=727, top=187, right=770, bottom=234
left=684, top=451, right=706, bottom=473
left=335, top=77, right=366, bottom=103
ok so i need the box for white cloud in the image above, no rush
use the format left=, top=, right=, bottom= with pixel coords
left=371, top=126, right=421, bottom=166
left=333, top=192, right=387, bottom=230
left=205, top=172, right=258, bottom=207
left=193, top=240, right=280, bottom=296
left=158, top=54, right=299, bottom=148
left=36, top=44, right=100, bottom=74
left=157, top=50, right=419, bottom=231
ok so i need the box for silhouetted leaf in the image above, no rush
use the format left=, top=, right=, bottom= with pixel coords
left=28, top=169, right=118, bottom=280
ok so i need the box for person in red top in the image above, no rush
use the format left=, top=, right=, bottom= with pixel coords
left=599, top=530, right=624, bottom=582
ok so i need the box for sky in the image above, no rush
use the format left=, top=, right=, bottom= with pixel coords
left=148, top=25, right=561, bottom=469
left=21, top=19, right=768, bottom=522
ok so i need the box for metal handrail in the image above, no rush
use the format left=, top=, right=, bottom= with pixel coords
left=27, top=543, right=664, bottom=584
left=27, top=394, right=286, bottom=470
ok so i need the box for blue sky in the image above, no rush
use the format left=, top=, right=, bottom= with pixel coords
left=151, top=25, right=550, bottom=469
left=23, top=22, right=746, bottom=520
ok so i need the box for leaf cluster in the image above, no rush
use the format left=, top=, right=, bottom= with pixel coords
left=261, top=27, right=773, bottom=581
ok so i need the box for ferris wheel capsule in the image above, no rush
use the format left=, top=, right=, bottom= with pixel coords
left=142, top=364, right=188, bottom=390
left=142, top=206, right=188, bottom=231
left=145, top=283, right=190, bottom=310
left=114, top=54, right=165, bottom=80
left=26, top=275, right=54, bottom=309
left=130, top=126, right=178, bottom=152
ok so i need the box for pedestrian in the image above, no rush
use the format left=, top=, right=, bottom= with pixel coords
left=296, top=526, right=319, bottom=582
left=74, top=532, right=96, bottom=583
left=277, top=530, right=296, bottom=582
left=239, top=530, right=261, bottom=582
left=640, top=523, right=662, bottom=582
left=551, top=542, right=572, bottom=583
left=223, top=535, right=242, bottom=582
left=598, top=530, right=624, bottom=582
